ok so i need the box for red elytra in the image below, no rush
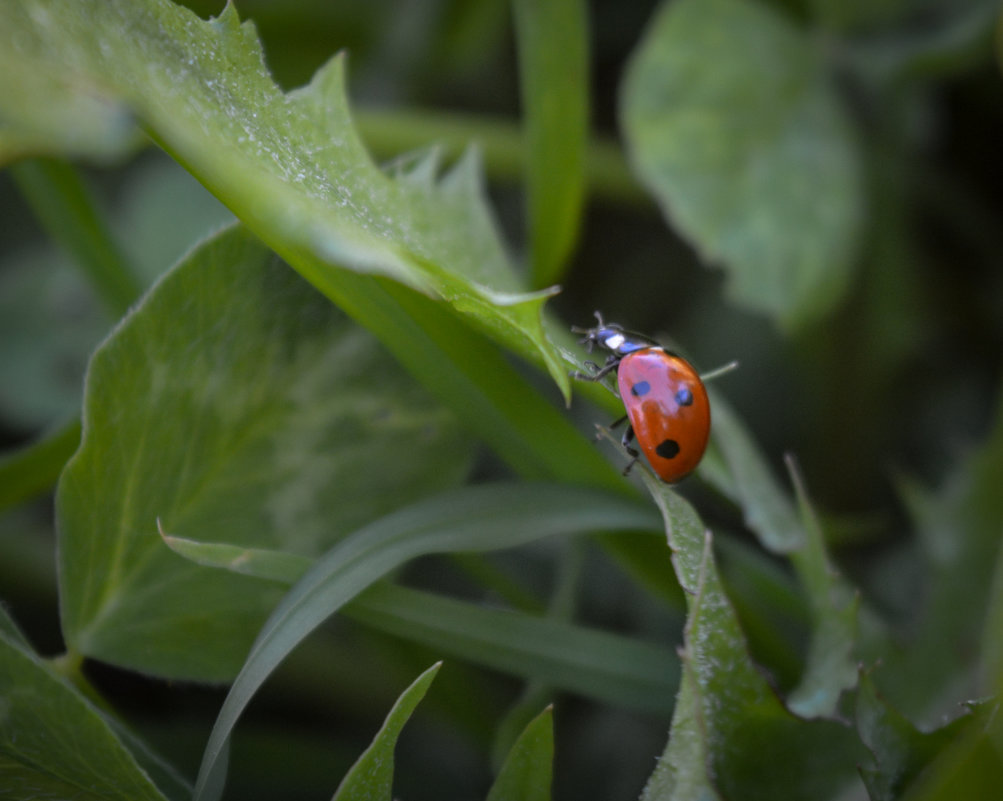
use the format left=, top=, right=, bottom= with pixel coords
left=572, top=313, right=711, bottom=483
left=615, top=348, right=710, bottom=483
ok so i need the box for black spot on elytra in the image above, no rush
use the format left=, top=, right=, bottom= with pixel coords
left=656, top=439, right=680, bottom=459
left=675, top=387, right=694, bottom=406
left=631, top=380, right=651, bottom=397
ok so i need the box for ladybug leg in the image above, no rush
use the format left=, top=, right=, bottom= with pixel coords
left=620, top=425, right=640, bottom=475
left=572, top=354, right=619, bottom=381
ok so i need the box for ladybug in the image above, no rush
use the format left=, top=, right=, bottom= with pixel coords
left=572, top=312, right=711, bottom=483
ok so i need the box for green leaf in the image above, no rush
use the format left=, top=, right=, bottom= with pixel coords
left=706, top=395, right=803, bottom=553
left=0, top=0, right=570, bottom=396
left=331, top=662, right=441, bottom=801
left=0, top=625, right=175, bottom=801
left=486, top=706, right=554, bottom=801
left=193, top=482, right=660, bottom=800
left=784, top=457, right=859, bottom=718
left=160, top=531, right=676, bottom=711
left=513, top=0, right=588, bottom=287
left=621, top=0, right=863, bottom=326
left=856, top=670, right=977, bottom=801
left=637, top=473, right=859, bottom=801
left=57, top=224, right=472, bottom=680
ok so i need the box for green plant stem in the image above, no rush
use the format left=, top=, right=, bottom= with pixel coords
left=9, top=157, right=143, bottom=318
left=0, top=417, right=82, bottom=512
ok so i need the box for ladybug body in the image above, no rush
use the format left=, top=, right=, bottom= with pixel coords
left=573, top=314, right=710, bottom=483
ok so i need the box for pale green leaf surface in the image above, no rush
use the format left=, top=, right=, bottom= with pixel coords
left=160, top=529, right=676, bottom=710
left=638, top=472, right=859, bottom=800
left=0, top=0, right=569, bottom=395
left=57, top=225, right=472, bottom=680
left=513, top=0, right=588, bottom=287
left=785, top=458, right=859, bottom=718
left=705, top=394, right=803, bottom=553
left=485, top=706, right=553, bottom=801
left=621, top=0, right=863, bottom=326
left=331, top=662, right=440, bottom=801
left=193, top=483, right=660, bottom=799
left=0, top=630, right=170, bottom=801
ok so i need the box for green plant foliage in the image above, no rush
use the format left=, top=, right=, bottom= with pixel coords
left=191, top=482, right=661, bottom=799
left=784, top=458, right=859, bottom=718
left=621, top=0, right=863, bottom=327
left=485, top=706, right=554, bottom=801
left=1, top=0, right=1002, bottom=798
left=331, top=662, right=441, bottom=801
left=638, top=472, right=861, bottom=800
left=0, top=0, right=570, bottom=396
left=57, top=224, right=473, bottom=680
left=0, top=609, right=185, bottom=801
left=160, top=525, right=677, bottom=710
left=512, top=0, right=588, bottom=288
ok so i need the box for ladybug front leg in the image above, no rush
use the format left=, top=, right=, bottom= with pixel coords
left=572, top=353, right=619, bottom=381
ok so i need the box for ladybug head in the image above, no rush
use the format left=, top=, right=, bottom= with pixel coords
left=572, top=312, right=658, bottom=356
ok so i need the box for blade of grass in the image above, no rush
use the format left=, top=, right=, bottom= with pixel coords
left=191, top=482, right=660, bottom=799
left=513, top=0, right=588, bottom=287
left=330, top=662, right=441, bottom=801
left=164, top=520, right=678, bottom=711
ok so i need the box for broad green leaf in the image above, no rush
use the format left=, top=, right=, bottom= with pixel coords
left=331, top=662, right=440, bottom=801
left=0, top=628, right=173, bottom=801
left=57, top=224, right=472, bottom=680
left=160, top=530, right=676, bottom=711
left=638, top=472, right=859, bottom=801
left=193, top=482, right=660, bottom=800
left=486, top=706, right=553, bottom=801
left=0, top=0, right=570, bottom=396
left=513, top=0, right=588, bottom=287
left=621, top=0, right=863, bottom=326
left=856, top=670, right=977, bottom=801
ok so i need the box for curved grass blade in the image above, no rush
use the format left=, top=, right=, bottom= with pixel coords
left=331, top=662, right=441, bottom=801
left=161, top=529, right=676, bottom=711
left=192, top=482, right=660, bottom=799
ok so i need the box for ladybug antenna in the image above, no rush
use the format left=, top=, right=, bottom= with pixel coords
left=570, top=310, right=606, bottom=336
left=699, top=360, right=740, bottom=383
